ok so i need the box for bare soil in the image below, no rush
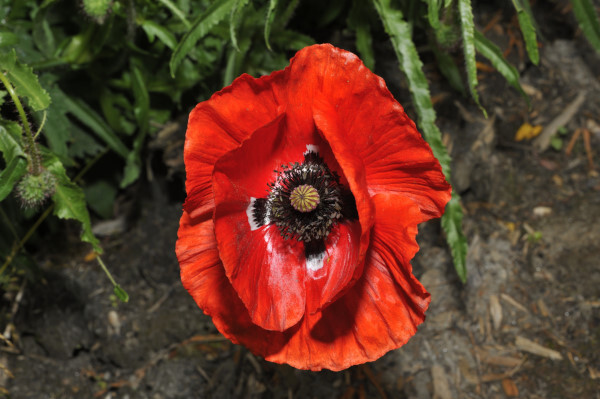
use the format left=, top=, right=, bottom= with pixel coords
left=1, top=3, right=599, bottom=398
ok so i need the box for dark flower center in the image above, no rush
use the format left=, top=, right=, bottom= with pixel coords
left=251, top=151, right=357, bottom=242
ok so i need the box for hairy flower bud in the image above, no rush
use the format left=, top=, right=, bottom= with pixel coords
left=82, top=0, right=112, bottom=23
left=16, top=169, right=56, bottom=209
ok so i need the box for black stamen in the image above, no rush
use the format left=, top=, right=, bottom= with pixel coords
left=251, top=151, right=358, bottom=243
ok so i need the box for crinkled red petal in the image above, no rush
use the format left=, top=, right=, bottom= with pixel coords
left=212, top=112, right=365, bottom=330
left=271, top=44, right=451, bottom=221
left=176, top=192, right=430, bottom=371
left=183, top=73, right=285, bottom=217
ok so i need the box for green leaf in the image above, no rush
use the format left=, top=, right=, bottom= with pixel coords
left=457, top=0, right=486, bottom=116
left=441, top=194, right=468, bottom=283
left=229, top=0, right=250, bottom=52
left=0, top=49, right=50, bottom=111
left=431, top=45, right=466, bottom=95
left=223, top=37, right=251, bottom=86
left=44, top=153, right=102, bottom=253
left=141, top=20, right=177, bottom=49
left=120, top=65, right=150, bottom=188
left=0, top=32, right=18, bottom=48
left=99, top=89, right=135, bottom=136
left=157, top=0, right=191, bottom=29
left=0, top=121, right=28, bottom=202
left=348, top=0, right=375, bottom=71
left=511, top=0, right=539, bottom=65
left=114, top=285, right=129, bottom=302
left=571, top=0, right=600, bottom=51
left=550, top=136, right=563, bottom=151
left=169, top=0, right=238, bottom=76
left=264, top=0, right=278, bottom=50
left=62, top=96, right=129, bottom=158
left=424, top=0, right=442, bottom=30
left=273, top=30, right=315, bottom=51
left=84, top=180, right=117, bottom=219
left=131, top=66, right=149, bottom=136
left=373, top=0, right=466, bottom=280
left=474, top=30, right=529, bottom=104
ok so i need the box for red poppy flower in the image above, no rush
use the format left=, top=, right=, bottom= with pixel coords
left=176, top=44, right=451, bottom=371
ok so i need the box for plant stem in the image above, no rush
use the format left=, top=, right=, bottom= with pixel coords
left=0, top=147, right=108, bottom=277
left=96, top=256, right=117, bottom=286
left=0, top=205, right=54, bottom=276
left=0, top=72, right=41, bottom=174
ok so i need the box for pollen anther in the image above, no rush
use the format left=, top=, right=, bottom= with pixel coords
left=290, top=184, right=320, bottom=212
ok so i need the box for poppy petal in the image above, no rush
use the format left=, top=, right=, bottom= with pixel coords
left=212, top=112, right=365, bottom=330
left=263, top=192, right=430, bottom=370
left=177, top=192, right=430, bottom=371
left=183, top=73, right=285, bottom=217
left=177, top=211, right=290, bottom=355
left=272, top=44, right=450, bottom=221
left=212, top=115, right=308, bottom=331
left=310, top=97, right=375, bottom=309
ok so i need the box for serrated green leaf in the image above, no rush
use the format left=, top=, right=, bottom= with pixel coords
left=424, top=0, right=442, bottom=30
left=348, top=0, right=375, bottom=71
left=474, top=30, right=529, bottom=104
left=264, top=0, right=278, bottom=50
left=512, top=0, right=539, bottom=65
left=169, top=0, right=238, bottom=76
left=374, top=0, right=465, bottom=280
left=441, top=194, right=468, bottom=283
left=120, top=65, right=149, bottom=188
left=0, top=49, right=50, bottom=111
left=457, top=0, right=486, bottom=116
left=44, top=153, right=102, bottom=253
left=571, top=0, right=600, bottom=51
left=0, top=32, right=18, bottom=48
left=141, top=20, right=177, bottom=49
left=157, top=0, right=191, bottom=29
left=62, top=96, right=129, bottom=158
left=114, top=285, right=129, bottom=302
left=0, top=121, right=28, bottom=202
left=229, top=0, right=250, bottom=52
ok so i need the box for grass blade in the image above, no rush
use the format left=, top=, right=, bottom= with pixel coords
left=373, top=0, right=467, bottom=281
left=230, top=0, right=250, bottom=52
left=457, top=0, right=486, bottom=116
left=348, top=0, right=375, bottom=70
left=431, top=44, right=466, bottom=95
left=63, top=96, right=129, bottom=158
left=169, top=0, right=237, bottom=77
left=264, top=0, right=279, bottom=51
left=511, top=0, right=539, bottom=64
left=571, top=0, right=600, bottom=51
left=474, top=30, right=529, bottom=104
left=441, top=194, right=468, bottom=283
left=157, top=0, right=191, bottom=29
